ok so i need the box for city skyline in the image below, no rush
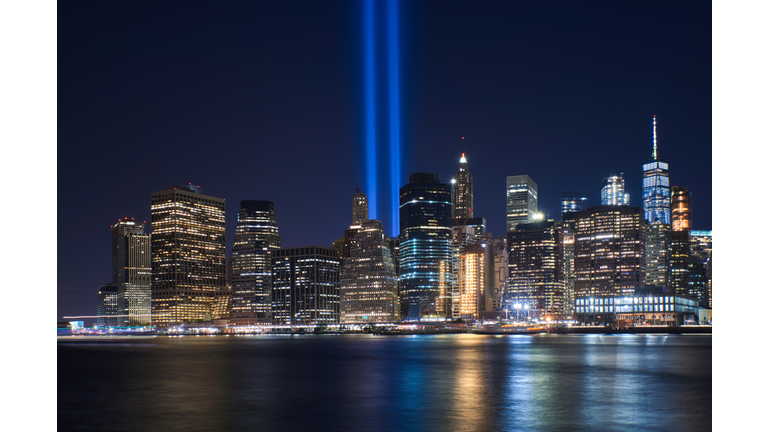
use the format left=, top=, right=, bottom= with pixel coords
left=57, top=1, right=711, bottom=320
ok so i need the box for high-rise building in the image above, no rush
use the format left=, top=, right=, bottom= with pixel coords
left=96, top=283, right=119, bottom=327
left=600, top=174, right=630, bottom=206
left=645, top=222, right=671, bottom=288
left=574, top=206, right=645, bottom=298
left=352, top=188, right=369, bottom=224
left=487, top=236, right=508, bottom=313
left=507, top=220, right=565, bottom=319
left=458, top=244, right=485, bottom=320
left=230, top=201, right=281, bottom=325
left=150, top=185, right=227, bottom=324
left=689, top=230, right=712, bottom=265
left=506, top=175, right=538, bottom=232
left=111, top=219, right=151, bottom=325
left=399, top=173, right=452, bottom=320
left=642, top=115, right=671, bottom=225
left=556, top=213, right=578, bottom=317
left=671, top=186, right=691, bottom=231
left=450, top=217, right=486, bottom=318
left=668, top=230, right=690, bottom=295
left=561, top=192, right=588, bottom=219
left=340, top=220, right=398, bottom=323
left=272, top=246, right=340, bottom=325
left=452, top=153, right=473, bottom=220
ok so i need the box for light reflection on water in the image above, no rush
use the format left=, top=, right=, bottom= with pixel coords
left=58, top=334, right=711, bottom=432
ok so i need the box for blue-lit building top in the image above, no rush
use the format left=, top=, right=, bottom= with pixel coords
left=561, top=192, right=588, bottom=219
left=642, top=116, right=671, bottom=224
left=399, top=173, right=452, bottom=320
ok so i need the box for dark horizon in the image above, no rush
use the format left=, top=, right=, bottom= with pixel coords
left=57, top=1, right=712, bottom=320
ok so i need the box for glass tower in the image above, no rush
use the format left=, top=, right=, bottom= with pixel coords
left=561, top=192, right=588, bottom=219
left=271, top=246, right=340, bottom=324
left=600, top=174, right=630, bottom=206
left=230, top=200, right=281, bottom=325
left=671, top=186, right=690, bottom=231
left=506, top=175, right=538, bottom=232
left=399, top=173, right=452, bottom=320
left=642, top=116, right=671, bottom=224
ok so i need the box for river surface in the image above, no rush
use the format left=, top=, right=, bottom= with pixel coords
left=58, top=333, right=711, bottom=431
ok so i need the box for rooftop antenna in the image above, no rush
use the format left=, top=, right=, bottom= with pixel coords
left=653, top=115, right=658, bottom=160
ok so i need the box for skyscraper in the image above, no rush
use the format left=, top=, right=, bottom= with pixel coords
left=340, top=219, right=398, bottom=323
left=574, top=206, right=645, bottom=298
left=272, top=246, right=340, bottom=324
left=645, top=221, right=671, bottom=288
left=399, top=173, right=452, bottom=320
left=230, top=200, right=281, bottom=325
left=458, top=244, right=485, bottom=320
left=450, top=217, right=486, bottom=318
left=600, top=174, right=630, bottom=206
left=506, top=175, right=538, bottom=232
left=112, top=219, right=151, bottom=325
left=96, top=283, right=119, bottom=327
left=352, top=187, right=369, bottom=224
left=561, top=192, right=588, bottom=219
left=507, top=220, right=565, bottom=319
left=150, top=185, right=227, bottom=324
left=452, top=153, right=473, bottom=220
left=671, top=186, right=691, bottom=231
left=642, top=116, right=671, bottom=224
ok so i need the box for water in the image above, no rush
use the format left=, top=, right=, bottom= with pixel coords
left=58, top=334, right=711, bottom=431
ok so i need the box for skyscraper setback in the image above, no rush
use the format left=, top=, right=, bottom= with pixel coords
left=452, top=153, right=473, bottom=220
left=230, top=200, right=281, bottom=325
left=150, top=185, right=227, bottom=324
left=642, top=116, right=671, bottom=224
left=112, top=219, right=151, bottom=325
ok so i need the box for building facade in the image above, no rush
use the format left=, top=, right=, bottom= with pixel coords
left=352, top=187, right=369, bottom=225
left=450, top=217, right=486, bottom=318
left=340, top=220, right=398, bottom=323
left=399, top=173, right=452, bottom=320
left=600, top=174, right=630, bottom=206
left=272, top=246, right=340, bottom=325
left=112, top=219, right=151, bottom=325
left=230, top=200, right=281, bottom=325
left=574, top=206, right=645, bottom=299
left=671, top=186, right=691, bottom=231
left=506, top=175, right=538, bottom=232
left=642, top=115, right=671, bottom=224
left=452, top=153, right=473, bottom=220
left=150, top=185, right=227, bottom=324
left=457, top=244, right=486, bottom=320
left=645, top=222, right=671, bottom=288
left=507, top=221, right=565, bottom=319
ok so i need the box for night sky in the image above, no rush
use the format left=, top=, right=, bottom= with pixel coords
left=57, top=1, right=712, bottom=319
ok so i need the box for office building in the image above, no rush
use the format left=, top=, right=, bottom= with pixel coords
left=689, top=230, right=712, bottom=265
left=399, top=173, right=452, bottom=320
left=487, top=236, right=508, bottom=313
left=507, top=220, right=565, bottom=319
left=645, top=222, right=671, bottom=288
left=671, top=186, right=691, bottom=231
left=96, top=283, right=119, bottom=327
left=150, top=185, right=227, bottom=324
left=450, top=217, right=486, bottom=318
left=230, top=201, right=281, bottom=325
left=574, top=206, right=645, bottom=298
left=668, top=230, right=690, bottom=295
left=452, top=153, right=474, bottom=220
left=600, top=174, right=630, bottom=206
left=272, top=246, right=340, bottom=324
left=556, top=214, right=578, bottom=317
left=642, top=115, right=671, bottom=224
left=457, top=244, right=485, bottom=320
left=340, top=220, right=398, bottom=323
left=561, top=192, right=588, bottom=219
left=506, top=175, right=538, bottom=232
left=112, top=218, right=151, bottom=325
left=352, top=187, right=369, bottom=224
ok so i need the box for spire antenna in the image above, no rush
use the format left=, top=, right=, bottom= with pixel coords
left=653, top=115, right=658, bottom=160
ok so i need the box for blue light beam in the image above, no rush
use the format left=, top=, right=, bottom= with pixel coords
left=387, top=0, right=401, bottom=236
left=364, top=0, right=377, bottom=219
